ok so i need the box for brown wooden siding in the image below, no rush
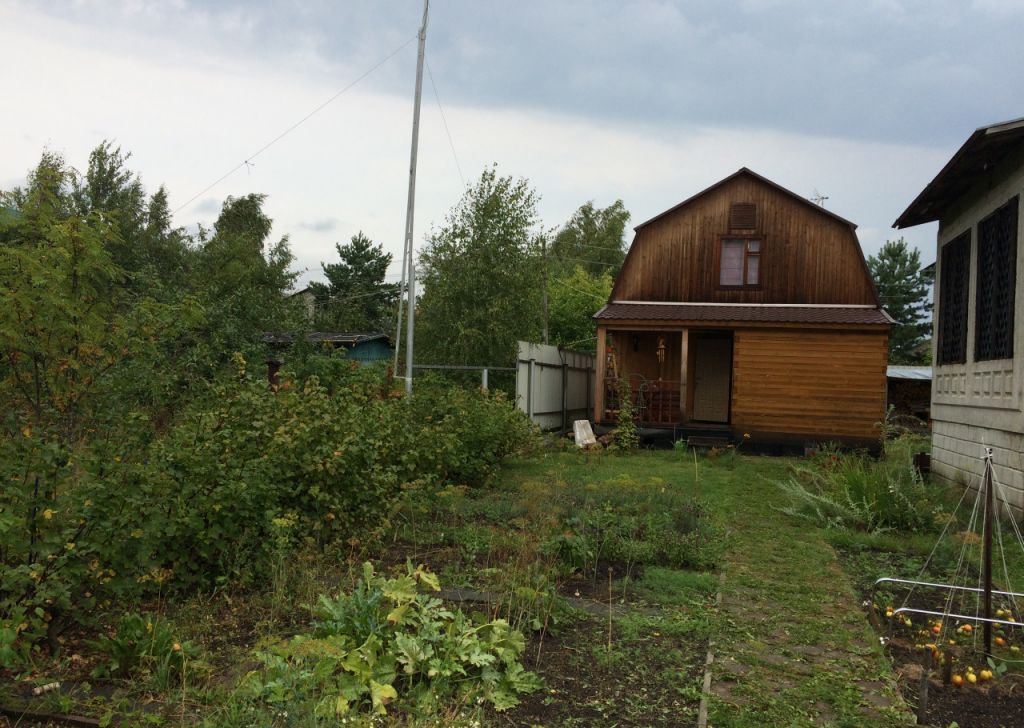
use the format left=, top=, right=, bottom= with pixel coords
left=612, top=173, right=878, bottom=305
left=730, top=329, right=888, bottom=440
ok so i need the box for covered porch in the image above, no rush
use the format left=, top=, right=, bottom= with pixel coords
left=595, top=326, right=734, bottom=428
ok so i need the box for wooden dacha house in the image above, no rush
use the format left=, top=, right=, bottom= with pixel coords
left=594, top=168, right=892, bottom=449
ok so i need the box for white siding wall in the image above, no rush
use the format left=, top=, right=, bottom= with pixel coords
left=932, top=158, right=1024, bottom=509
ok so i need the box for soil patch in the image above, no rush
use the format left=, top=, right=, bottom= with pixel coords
left=499, top=613, right=707, bottom=727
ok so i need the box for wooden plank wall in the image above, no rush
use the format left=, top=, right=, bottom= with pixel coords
left=730, top=329, right=888, bottom=440
left=612, top=173, right=878, bottom=305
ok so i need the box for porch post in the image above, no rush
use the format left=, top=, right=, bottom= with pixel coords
left=679, top=328, right=689, bottom=422
left=595, top=326, right=606, bottom=422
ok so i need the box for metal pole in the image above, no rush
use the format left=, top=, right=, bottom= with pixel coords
left=541, top=235, right=549, bottom=345
left=983, top=446, right=994, bottom=655
left=403, top=0, right=429, bottom=395
left=481, top=368, right=488, bottom=391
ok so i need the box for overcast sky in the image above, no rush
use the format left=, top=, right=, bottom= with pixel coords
left=4, top=0, right=1023, bottom=288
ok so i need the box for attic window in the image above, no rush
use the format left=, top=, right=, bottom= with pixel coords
left=720, top=239, right=761, bottom=287
left=974, top=196, right=1018, bottom=361
left=730, top=203, right=757, bottom=230
left=936, top=230, right=970, bottom=365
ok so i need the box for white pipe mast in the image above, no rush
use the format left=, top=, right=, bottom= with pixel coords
left=399, top=0, right=429, bottom=395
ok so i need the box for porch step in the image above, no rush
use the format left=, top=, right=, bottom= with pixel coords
left=686, top=435, right=733, bottom=449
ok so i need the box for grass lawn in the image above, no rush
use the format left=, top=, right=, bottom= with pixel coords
left=5, top=444, right=979, bottom=727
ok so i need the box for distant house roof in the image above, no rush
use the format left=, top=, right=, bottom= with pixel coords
left=262, top=332, right=391, bottom=346
left=593, top=302, right=893, bottom=326
left=894, top=116, right=1024, bottom=228
left=634, top=167, right=859, bottom=232
left=886, top=365, right=932, bottom=381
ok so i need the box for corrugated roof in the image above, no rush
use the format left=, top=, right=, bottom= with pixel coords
left=894, top=116, right=1024, bottom=228
left=593, top=302, right=893, bottom=325
left=262, top=332, right=390, bottom=345
left=886, top=365, right=932, bottom=381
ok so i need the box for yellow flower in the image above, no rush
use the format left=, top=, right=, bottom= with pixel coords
left=42, top=509, right=54, bottom=520
left=65, top=542, right=75, bottom=551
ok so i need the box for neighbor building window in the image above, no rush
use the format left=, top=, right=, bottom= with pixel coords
left=936, top=230, right=971, bottom=365
left=975, top=196, right=1019, bottom=361
left=720, top=239, right=761, bottom=286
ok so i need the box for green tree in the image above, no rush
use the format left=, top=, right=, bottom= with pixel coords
left=550, top=200, right=630, bottom=276
left=548, top=265, right=613, bottom=350
left=868, top=238, right=932, bottom=364
left=193, top=194, right=299, bottom=361
left=417, top=167, right=543, bottom=367
left=309, top=232, right=399, bottom=332
left=71, top=142, right=148, bottom=274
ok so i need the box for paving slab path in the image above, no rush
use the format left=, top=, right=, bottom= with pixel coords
left=704, top=469, right=915, bottom=727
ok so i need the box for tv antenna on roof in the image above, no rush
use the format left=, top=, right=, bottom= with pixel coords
left=811, top=189, right=829, bottom=207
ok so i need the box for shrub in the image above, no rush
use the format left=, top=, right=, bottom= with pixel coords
left=0, top=358, right=538, bottom=662
left=230, top=563, right=541, bottom=722
left=613, top=379, right=639, bottom=450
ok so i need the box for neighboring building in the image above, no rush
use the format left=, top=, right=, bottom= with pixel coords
left=289, top=287, right=317, bottom=321
left=262, top=332, right=393, bottom=364
left=894, top=116, right=1024, bottom=506
left=593, top=168, right=892, bottom=449
left=886, top=365, right=932, bottom=422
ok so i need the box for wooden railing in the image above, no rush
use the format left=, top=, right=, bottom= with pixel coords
left=603, top=377, right=682, bottom=425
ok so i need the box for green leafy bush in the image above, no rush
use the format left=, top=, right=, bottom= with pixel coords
left=0, top=359, right=537, bottom=663
left=613, top=378, right=639, bottom=450
left=230, top=563, right=541, bottom=723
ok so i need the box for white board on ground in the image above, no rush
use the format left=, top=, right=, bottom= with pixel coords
left=573, top=420, right=597, bottom=447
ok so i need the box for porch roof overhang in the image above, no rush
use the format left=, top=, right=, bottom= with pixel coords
left=593, top=302, right=894, bottom=326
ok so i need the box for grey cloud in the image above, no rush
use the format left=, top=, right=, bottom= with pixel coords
left=25, top=0, right=1024, bottom=147
left=192, top=197, right=221, bottom=215
left=297, top=217, right=338, bottom=233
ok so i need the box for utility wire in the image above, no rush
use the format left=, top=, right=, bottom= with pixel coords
left=425, top=59, right=465, bottom=188
left=172, top=34, right=418, bottom=216
left=551, top=276, right=609, bottom=300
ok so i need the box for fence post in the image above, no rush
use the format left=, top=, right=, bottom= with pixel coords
left=586, top=363, right=592, bottom=419
left=561, top=360, right=568, bottom=433
left=527, top=359, right=536, bottom=417
left=481, top=368, right=489, bottom=391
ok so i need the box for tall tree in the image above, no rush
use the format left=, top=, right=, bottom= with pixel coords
left=309, top=232, right=399, bottom=332
left=417, top=167, right=543, bottom=367
left=72, top=142, right=148, bottom=273
left=550, top=200, right=630, bottom=276
left=868, top=238, right=932, bottom=364
left=547, top=265, right=613, bottom=350
left=194, top=194, right=298, bottom=358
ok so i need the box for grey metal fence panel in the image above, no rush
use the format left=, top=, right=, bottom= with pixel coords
left=515, top=341, right=596, bottom=432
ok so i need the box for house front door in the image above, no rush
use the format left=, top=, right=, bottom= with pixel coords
left=692, top=335, right=732, bottom=423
